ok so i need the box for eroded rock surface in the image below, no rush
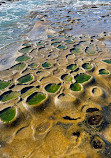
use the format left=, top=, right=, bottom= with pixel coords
left=0, top=7, right=111, bottom=158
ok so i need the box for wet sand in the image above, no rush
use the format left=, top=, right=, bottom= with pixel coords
left=0, top=3, right=111, bottom=158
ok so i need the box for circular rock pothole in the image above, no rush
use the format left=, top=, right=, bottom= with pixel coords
left=18, top=46, right=32, bottom=53
left=22, top=43, right=31, bottom=47
left=0, top=81, right=10, bottom=90
left=26, top=92, right=46, bottom=106
left=37, top=42, right=44, bottom=46
left=28, top=63, right=38, bottom=69
left=91, top=87, right=104, bottom=97
left=18, top=74, right=33, bottom=84
left=64, top=40, right=73, bottom=44
left=61, top=74, right=73, bottom=81
left=51, top=42, right=61, bottom=47
left=70, top=83, right=82, bottom=91
left=85, top=45, right=97, bottom=55
left=67, top=64, right=77, bottom=71
left=11, top=63, right=26, bottom=71
left=74, top=73, right=91, bottom=83
left=99, top=69, right=109, bottom=75
left=42, top=62, right=51, bottom=68
left=0, top=107, right=16, bottom=124
left=87, top=114, right=103, bottom=126
left=16, top=55, right=30, bottom=62
left=45, top=83, right=61, bottom=93
left=103, top=59, right=111, bottom=64
left=0, top=90, right=20, bottom=102
left=70, top=45, right=81, bottom=54
left=51, top=39, right=60, bottom=42
left=82, top=63, right=92, bottom=70
left=57, top=45, right=66, bottom=50
left=91, top=136, right=105, bottom=150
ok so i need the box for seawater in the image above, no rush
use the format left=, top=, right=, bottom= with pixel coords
left=0, top=0, right=111, bottom=51
left=0, top=0, right=46, bottom=50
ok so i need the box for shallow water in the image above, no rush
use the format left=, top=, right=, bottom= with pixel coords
left=0, top=0, right=46, bottom=49
left=0, top=0, right=111, bottom=50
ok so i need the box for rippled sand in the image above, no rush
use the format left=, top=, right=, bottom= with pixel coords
left=0, top=5, right=111, bottom=158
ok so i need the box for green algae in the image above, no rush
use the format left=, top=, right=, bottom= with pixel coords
left=28, top=63, right=38, bottom=69
left=64, top=40, right=73, bottom=44
left=18, top=74, right=33, bottom=84
left=27, top=92, right=46, bottom=106
left=22, top=43, right=31, bottom=47
left=19, top=46, right=32, bottom=53
left=99, top=69, right=109, bottom=75
left=57, top=45, right=66, bottom=50
left=70, top=83, right=81, bottom=91
left=11, top=63, right=26, bottom=71
left=37, top=42, right=44, bottom=46
left=103, top=59, right=111, bottom=64
left=67, top=64, right=77, bottom=71
left=0, top=91, right=20, bottom=102
left=82, top=63, right=92, bottom=70
left=16, top=55, right=30, bottom=62
left=70, top=46, right=81, bottom=54
left=45, top=83, right=61, bottom=93
left=51, top=39, right=59, bottom=42
left=51, top=42, right=61, bottom=47
left=75, top=73, right=91, bottom=83
left=42, top=62, right=51, bottom=68
left=61, top=74, right=73, bottom=81
left=0, top=81, right=10, bottom=90
left=0, top=107, right=16, bottom=123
